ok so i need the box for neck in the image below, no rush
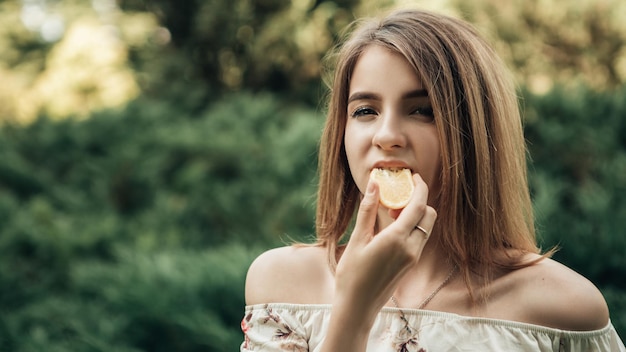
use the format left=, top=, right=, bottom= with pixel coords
left=400, top=240, right=454, bottom=283
left=392, top=251, right=458, bottom=309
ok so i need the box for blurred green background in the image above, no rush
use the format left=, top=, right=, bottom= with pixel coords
left=0, top=0, right=625, bottom=350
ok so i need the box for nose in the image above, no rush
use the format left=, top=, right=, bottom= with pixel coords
left=372, top=113, right=407, bottom=150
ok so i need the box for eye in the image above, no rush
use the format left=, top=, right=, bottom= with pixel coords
left=410, top=106, right=435, bottom=121
left=350, top=106, right=377, bottom=118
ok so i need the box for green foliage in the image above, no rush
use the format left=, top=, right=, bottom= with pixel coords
left=0, top=92, right=320, bottom=351
left=605, top=287, right=626, bottom=342
left=0, top=92, right=321, bottom=247
left=524, top=85, right=626, bottom=335
left=118, top=0, right=357, bottom=105
left=453, top=0, right=626, bottom=91
left=1, top=243, right=260, bottom=352
left=525, top=86, right=626, bottom=286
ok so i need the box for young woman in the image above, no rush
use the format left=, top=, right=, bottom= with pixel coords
left=240, top=9, right=626, bottom=351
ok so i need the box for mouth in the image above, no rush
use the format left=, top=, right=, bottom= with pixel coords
left=371, top=162, right=414, bottom=174
left=373, top=167, right=409, bottom=172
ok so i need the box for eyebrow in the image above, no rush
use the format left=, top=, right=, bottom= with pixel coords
left=347, top=89, right=429, bottom=104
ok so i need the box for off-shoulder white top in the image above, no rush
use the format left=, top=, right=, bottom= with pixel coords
left=241, top=304, right=626, bottom=352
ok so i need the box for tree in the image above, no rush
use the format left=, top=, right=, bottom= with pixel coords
left=118, top=0, right=359, bottom=104
left=451, top=0, right=626, bottom=93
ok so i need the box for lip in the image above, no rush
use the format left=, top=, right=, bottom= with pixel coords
left=371, top=160, right=414, bottom=173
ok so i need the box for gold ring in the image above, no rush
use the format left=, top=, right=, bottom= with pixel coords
left=414, top=225, right=430, bottom=239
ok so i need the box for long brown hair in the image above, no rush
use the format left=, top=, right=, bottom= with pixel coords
left=315, top=9, right=549, bottom=301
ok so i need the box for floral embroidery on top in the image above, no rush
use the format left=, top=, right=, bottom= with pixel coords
left=389, top=310, right=427, bottom=352
left=242, top=305, right=308, bottom=351
left=241, top=312, right=253, bottom=349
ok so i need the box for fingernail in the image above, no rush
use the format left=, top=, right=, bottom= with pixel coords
left=366, top=180, right=376, bottom=195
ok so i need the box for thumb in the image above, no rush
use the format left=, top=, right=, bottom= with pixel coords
left=350, top=179, right=379, bottom=244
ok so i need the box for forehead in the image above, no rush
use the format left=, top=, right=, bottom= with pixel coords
left=349, top=45, right=424, bottom=95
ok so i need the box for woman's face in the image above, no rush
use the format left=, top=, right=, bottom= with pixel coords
left=344, top=45, right=442, bottom=207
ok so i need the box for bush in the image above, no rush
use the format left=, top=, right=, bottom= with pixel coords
left=0, top=92, right=321, bottom=351
left=525, top=86, right=626, bottom=287
left=0, top=92, right=321, bottom=248
left=524, top=86, right=626, bottom=335
left=1, top=243, right=261, bottom=352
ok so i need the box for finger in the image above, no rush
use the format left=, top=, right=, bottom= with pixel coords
left=349, top=179, right=380, bottom=245
left=411, top=206, right=437, bottom=240
left=417, top=206, right=437, bottom=232
left=391, top=173, right=429, bottom=233
left=388, top=207, right=402, bottom=220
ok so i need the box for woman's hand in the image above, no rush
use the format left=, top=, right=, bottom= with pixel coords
left=337, top=173, right=436, bottom=312
left=321, top=173, right=436, bottom=351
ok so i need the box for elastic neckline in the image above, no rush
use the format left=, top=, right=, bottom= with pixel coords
left=245, top=302, right=614, bottom=338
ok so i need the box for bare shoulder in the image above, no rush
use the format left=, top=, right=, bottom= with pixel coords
left=245, top=245, right=334, bottom=306
left=501, top=255, right=609, bottom=331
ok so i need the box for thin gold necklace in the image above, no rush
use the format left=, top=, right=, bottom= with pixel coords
left=390, top=264, right=458, bottom=310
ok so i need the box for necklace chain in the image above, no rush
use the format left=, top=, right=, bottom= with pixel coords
left=390, top=265, right=458, bottom=310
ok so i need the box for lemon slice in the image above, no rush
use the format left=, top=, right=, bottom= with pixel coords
left=369, top=168, right=414, bottom=209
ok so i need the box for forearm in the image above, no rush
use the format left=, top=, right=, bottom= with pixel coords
left=319, top=296, right=378, bottom=352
